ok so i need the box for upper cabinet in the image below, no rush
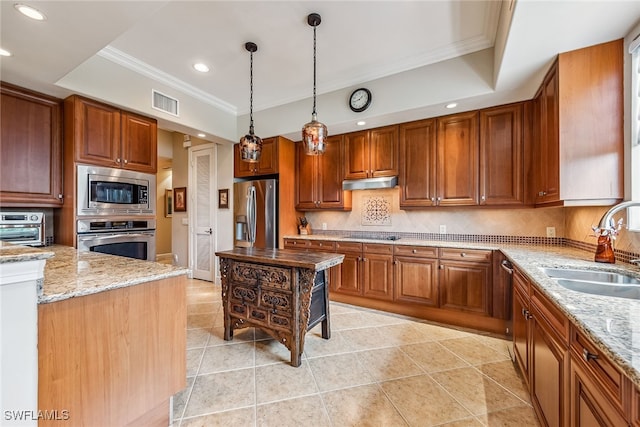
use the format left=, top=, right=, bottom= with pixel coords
left=344, top=125, right=399, bottom=179
left=399, top=118, right=437, bottom=208
left=0, top=82, right=63, bottom=207
left=65, top=95, right=157, bottom=174
left=233, top=137, right=278, bottom=177
left=534, top=39, right=623, bottom=206
left=296, top=135, right=351, bottom=211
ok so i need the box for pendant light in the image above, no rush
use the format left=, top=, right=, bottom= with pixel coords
left=239, top=42, right=263, bottom=162
left=301, top=13, right=328, bottom=155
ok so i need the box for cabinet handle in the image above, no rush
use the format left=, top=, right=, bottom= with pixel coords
left=582, top=348, right=598, bottom=362
left=521, top=308, right=532, bottom=320
left=538, top=191, right=547, bottom=196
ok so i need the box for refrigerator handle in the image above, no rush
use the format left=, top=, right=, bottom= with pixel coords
left=247, top=185, right=257, bottom=247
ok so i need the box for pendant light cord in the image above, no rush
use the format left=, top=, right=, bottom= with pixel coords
left=312, top=25, right=317, bottom=115
left=249, top=49, right=255, bottom=133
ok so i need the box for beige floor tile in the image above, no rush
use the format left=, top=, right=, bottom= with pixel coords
left=308, top=353, right=375, bottom=392
left=187, top=313, right=215, bottom=329
left=431, top=367, right=523, bottom=416
left=303, top=329, right=352, bottom=358
left=183, top=369, right=255, bottom=418
left=198, top=342, right=255, bottom=375
left=172, top=376, right=194, bottom=421
left=376, top=323, right=434, bottom=346
left=180, top=406, right=255, bottom=427
left=410, top=321, right=472, bottom=341
left=255, top=361, right=319, bottom=404
left=477, top=361, right=530, bottom=403
left=211, top=310, right=225, bottom=327
left=440, top=337, right=510, bottom=366
left=340, top=326, right=392, bottom=351
left=187, top=302, right=219, bottom=315
left=186, top=347, right=204, bottom=377
left=356, top=347, right=424, bottom=381
left=186, top=328, right=212, bottom=350
left=329, top=302, right=361, bottom=314
left=321, top=384, right=408, bottom=426
left=380, top=374, right=472, bottom=426
left=400, top=341, right=468, bottom=373
left=436, top=417, right=485, bottom=427
left=254, top=339, right=303, bottom=366
left=476, top=404, right=540, bottom=426
left=331, top=311, right=368, bottom=331
left=256, top=395, right=331, bottom=427
left=471, top=334, right=512, bottom=359
left=358, top=310, right=410, bottom=327
left=206, top=326, right=255, bottom=346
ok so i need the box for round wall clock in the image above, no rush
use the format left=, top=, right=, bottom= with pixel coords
left=349, top=88, right=372, bottom=112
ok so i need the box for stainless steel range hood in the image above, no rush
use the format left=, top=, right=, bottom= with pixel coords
left=342, top=176, right=398, bottom=191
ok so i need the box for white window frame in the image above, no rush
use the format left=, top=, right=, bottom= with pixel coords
left=627, top=29, right=640, bottom=231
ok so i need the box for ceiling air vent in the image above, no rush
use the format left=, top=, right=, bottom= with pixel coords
left=152, top=89, right=179, bottom=116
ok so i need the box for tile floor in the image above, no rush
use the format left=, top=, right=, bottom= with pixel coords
left=172, top=278, right=539, bottom=427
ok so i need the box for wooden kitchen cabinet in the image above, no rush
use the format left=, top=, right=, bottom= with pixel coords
left=234, top=137, right=277, bottom=177
left=0, top=82, right=63, bottom=206
left=333, top=241, right=363, bottom=296
left=295, top=135, right=351, bottom=211
left=438, top=248, right=492, bottom=316
left=333, top=242, right=394, bottom=301
left=393, top=245, right=439, bottom=307
left=479, top=103, right=527, bottom=206
left=512, top=268, right=531, bottom=387
left=344, top=125, right=399, bottom=179
left=533, top=39, right=623, bottom=206
left=65, top=95, right=157, bottom=173
left=399, top=118, right=437, bottom=208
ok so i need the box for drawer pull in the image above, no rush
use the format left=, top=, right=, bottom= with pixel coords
left=412, top=249, right=417, bottom=254
left=460, top=253, right=466, bottom=257
left=582, top=348, right=598, bottom=362
left=521, top=308, right=532, bottom=320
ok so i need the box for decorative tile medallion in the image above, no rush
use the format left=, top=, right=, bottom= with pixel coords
left=362, top=196, right=392, bottom=226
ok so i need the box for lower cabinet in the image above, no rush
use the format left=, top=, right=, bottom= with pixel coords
left=331, top=242, right=394, bottom=301
left=393, top=245, right=439, bottom=306
left=512, top=270, right=530, bottom=388
left=439, top=248, right=492, bottom=316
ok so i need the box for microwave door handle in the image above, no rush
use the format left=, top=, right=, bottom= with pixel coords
left=86, top=233, right=150, bottom=241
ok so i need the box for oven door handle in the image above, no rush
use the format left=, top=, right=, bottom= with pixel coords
left=82, top=233, right=152, bottom=241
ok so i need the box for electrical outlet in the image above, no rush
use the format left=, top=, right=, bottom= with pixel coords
left=439, top=225, right=447, bottom=234
left=181, top=218, right=188, bottom=226
left=546, top=227, right=556, bottom=238
left=322, top=222, right=327, bottom=230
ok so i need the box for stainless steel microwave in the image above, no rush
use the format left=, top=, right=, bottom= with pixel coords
left=77, top=164, right=156, bottom=216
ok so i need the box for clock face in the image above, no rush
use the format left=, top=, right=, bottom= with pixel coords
left=349, top=88, right=371, bottom=112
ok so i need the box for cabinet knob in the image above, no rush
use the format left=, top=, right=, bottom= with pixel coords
left=362, top=257, right=368, bottom=262
left=439, top=264, right=444, bottom=269
left=538, top=191, right=547, bottom=196
left=116, top=158, right=121, bottom=164
left=57, top=194, right=63, bottom=199
left=460, top=253, right=466, bottom=257
left=582, top=348, right=598, bottom=362
left=481, top=195, right=486, bottom=203
left=412, top=249, right=417, bottom=254
left=123, top=159, right=128, bottom=164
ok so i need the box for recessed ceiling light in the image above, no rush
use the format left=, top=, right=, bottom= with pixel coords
left=14, top=4, right=46, bottom=20
left=197, top=133, right=206, bottom=138
left=0, top=48, right=12, bottom=57
left=193, top=63, right=210, bottom=73
left=445, top=102, right=458, bottom=109
left=357, top=121, right=366, bottom=126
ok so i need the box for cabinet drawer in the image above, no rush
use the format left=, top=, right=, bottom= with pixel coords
left=394, top=245, right=438, bottom=258
left=530, top=285, right=569, bottom=343
left=363, top=243, right=393, bottom=255
left=571, top=326, right=628, bottom=412
left=307, top=240, right=336, bottom=251
left=261, top=289, right=292, bottom=314
left=336, top=241, right=363, bottom=253
left=513, top=268, right=530, bottom=297
left=283, top=239, right=307, bottom=249
left=231, top=262, right=292, bottom=290
left=440, top=248, right=492, bottom=263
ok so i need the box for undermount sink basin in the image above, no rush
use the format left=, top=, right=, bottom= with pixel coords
left=540, top=267, right=640, bottom=300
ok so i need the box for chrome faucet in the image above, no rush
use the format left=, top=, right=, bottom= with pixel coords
left=597, top=200, right=640, bottom=230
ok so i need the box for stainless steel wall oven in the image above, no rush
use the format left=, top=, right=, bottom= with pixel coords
left=77, top=218, right=156, bottom=261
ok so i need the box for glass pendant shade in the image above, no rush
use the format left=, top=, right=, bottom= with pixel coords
left=302, top=113, right=328, bottom=155
left=240, top=42, right=262, bottom=162
left=302, top=13, right=327, bottom=155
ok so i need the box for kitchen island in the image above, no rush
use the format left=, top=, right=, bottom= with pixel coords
left=216, top=247, right=344, bottom=367
left=34, top=245, right=188, bottom=427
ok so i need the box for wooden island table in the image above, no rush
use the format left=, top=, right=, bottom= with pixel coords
left=215, top=247, right=344, bottom=367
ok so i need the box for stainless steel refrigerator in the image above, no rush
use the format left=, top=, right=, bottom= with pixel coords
left=233, top=179, right=277, bottom=249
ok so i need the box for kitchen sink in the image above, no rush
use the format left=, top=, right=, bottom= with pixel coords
left=540, top=267, right=640, bottom=300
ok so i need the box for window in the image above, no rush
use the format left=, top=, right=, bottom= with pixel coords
left=628, top=32, right=640, bottom=230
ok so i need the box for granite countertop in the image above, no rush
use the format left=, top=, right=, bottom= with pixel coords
left=40, top=245, right=189, bottom=304
left=215, top=247, right=345, bottom=271
left=284, top=234, right=501, bottom=250
left=285, top=234, right=640, bottom=388
left=0, top=241, right=55, bottom=263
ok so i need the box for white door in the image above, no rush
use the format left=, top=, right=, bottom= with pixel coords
left=190, top=145, right=216, bottom=281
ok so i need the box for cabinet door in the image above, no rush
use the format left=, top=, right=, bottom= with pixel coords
left=530, top=307, right=569, bottom=427
left=394, top=256, right=439, bottom=306
left=362, top=253, right=394, bottom=301
left=295, top=142, right=318, bottom=209
left=0, top=83, right=63, bottom=206
left=318, top=135, right=346, bottom=208
left=121, top=112, right=157, bottom=173
left=369, top=125, right=399, bottom=177
left=234, top=138, right=276, bottom=177
left=439, top=260, right=491, bottom=315
left=344, top=130, right=369, bottom=179
left=512, top=284, right=530, bottom=385
left=399, top=119, right=437, bottom=208
left=569, top=354, right=628, bottom=427
left=479, top=104, right=523, bottom=206
left=536, top=64, right=560, bottom=204
left=436, top=111, right=479, bottom=206
left=72, top=96, right=121, bottom=168
left=333, top=251, right=362, bottom=295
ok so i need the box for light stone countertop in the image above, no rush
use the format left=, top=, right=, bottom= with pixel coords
left=285, top=234, right=640, bottom=389
left=0, top=241, right=55, bottom=263
left=40, top=245, right=189, bottom=304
